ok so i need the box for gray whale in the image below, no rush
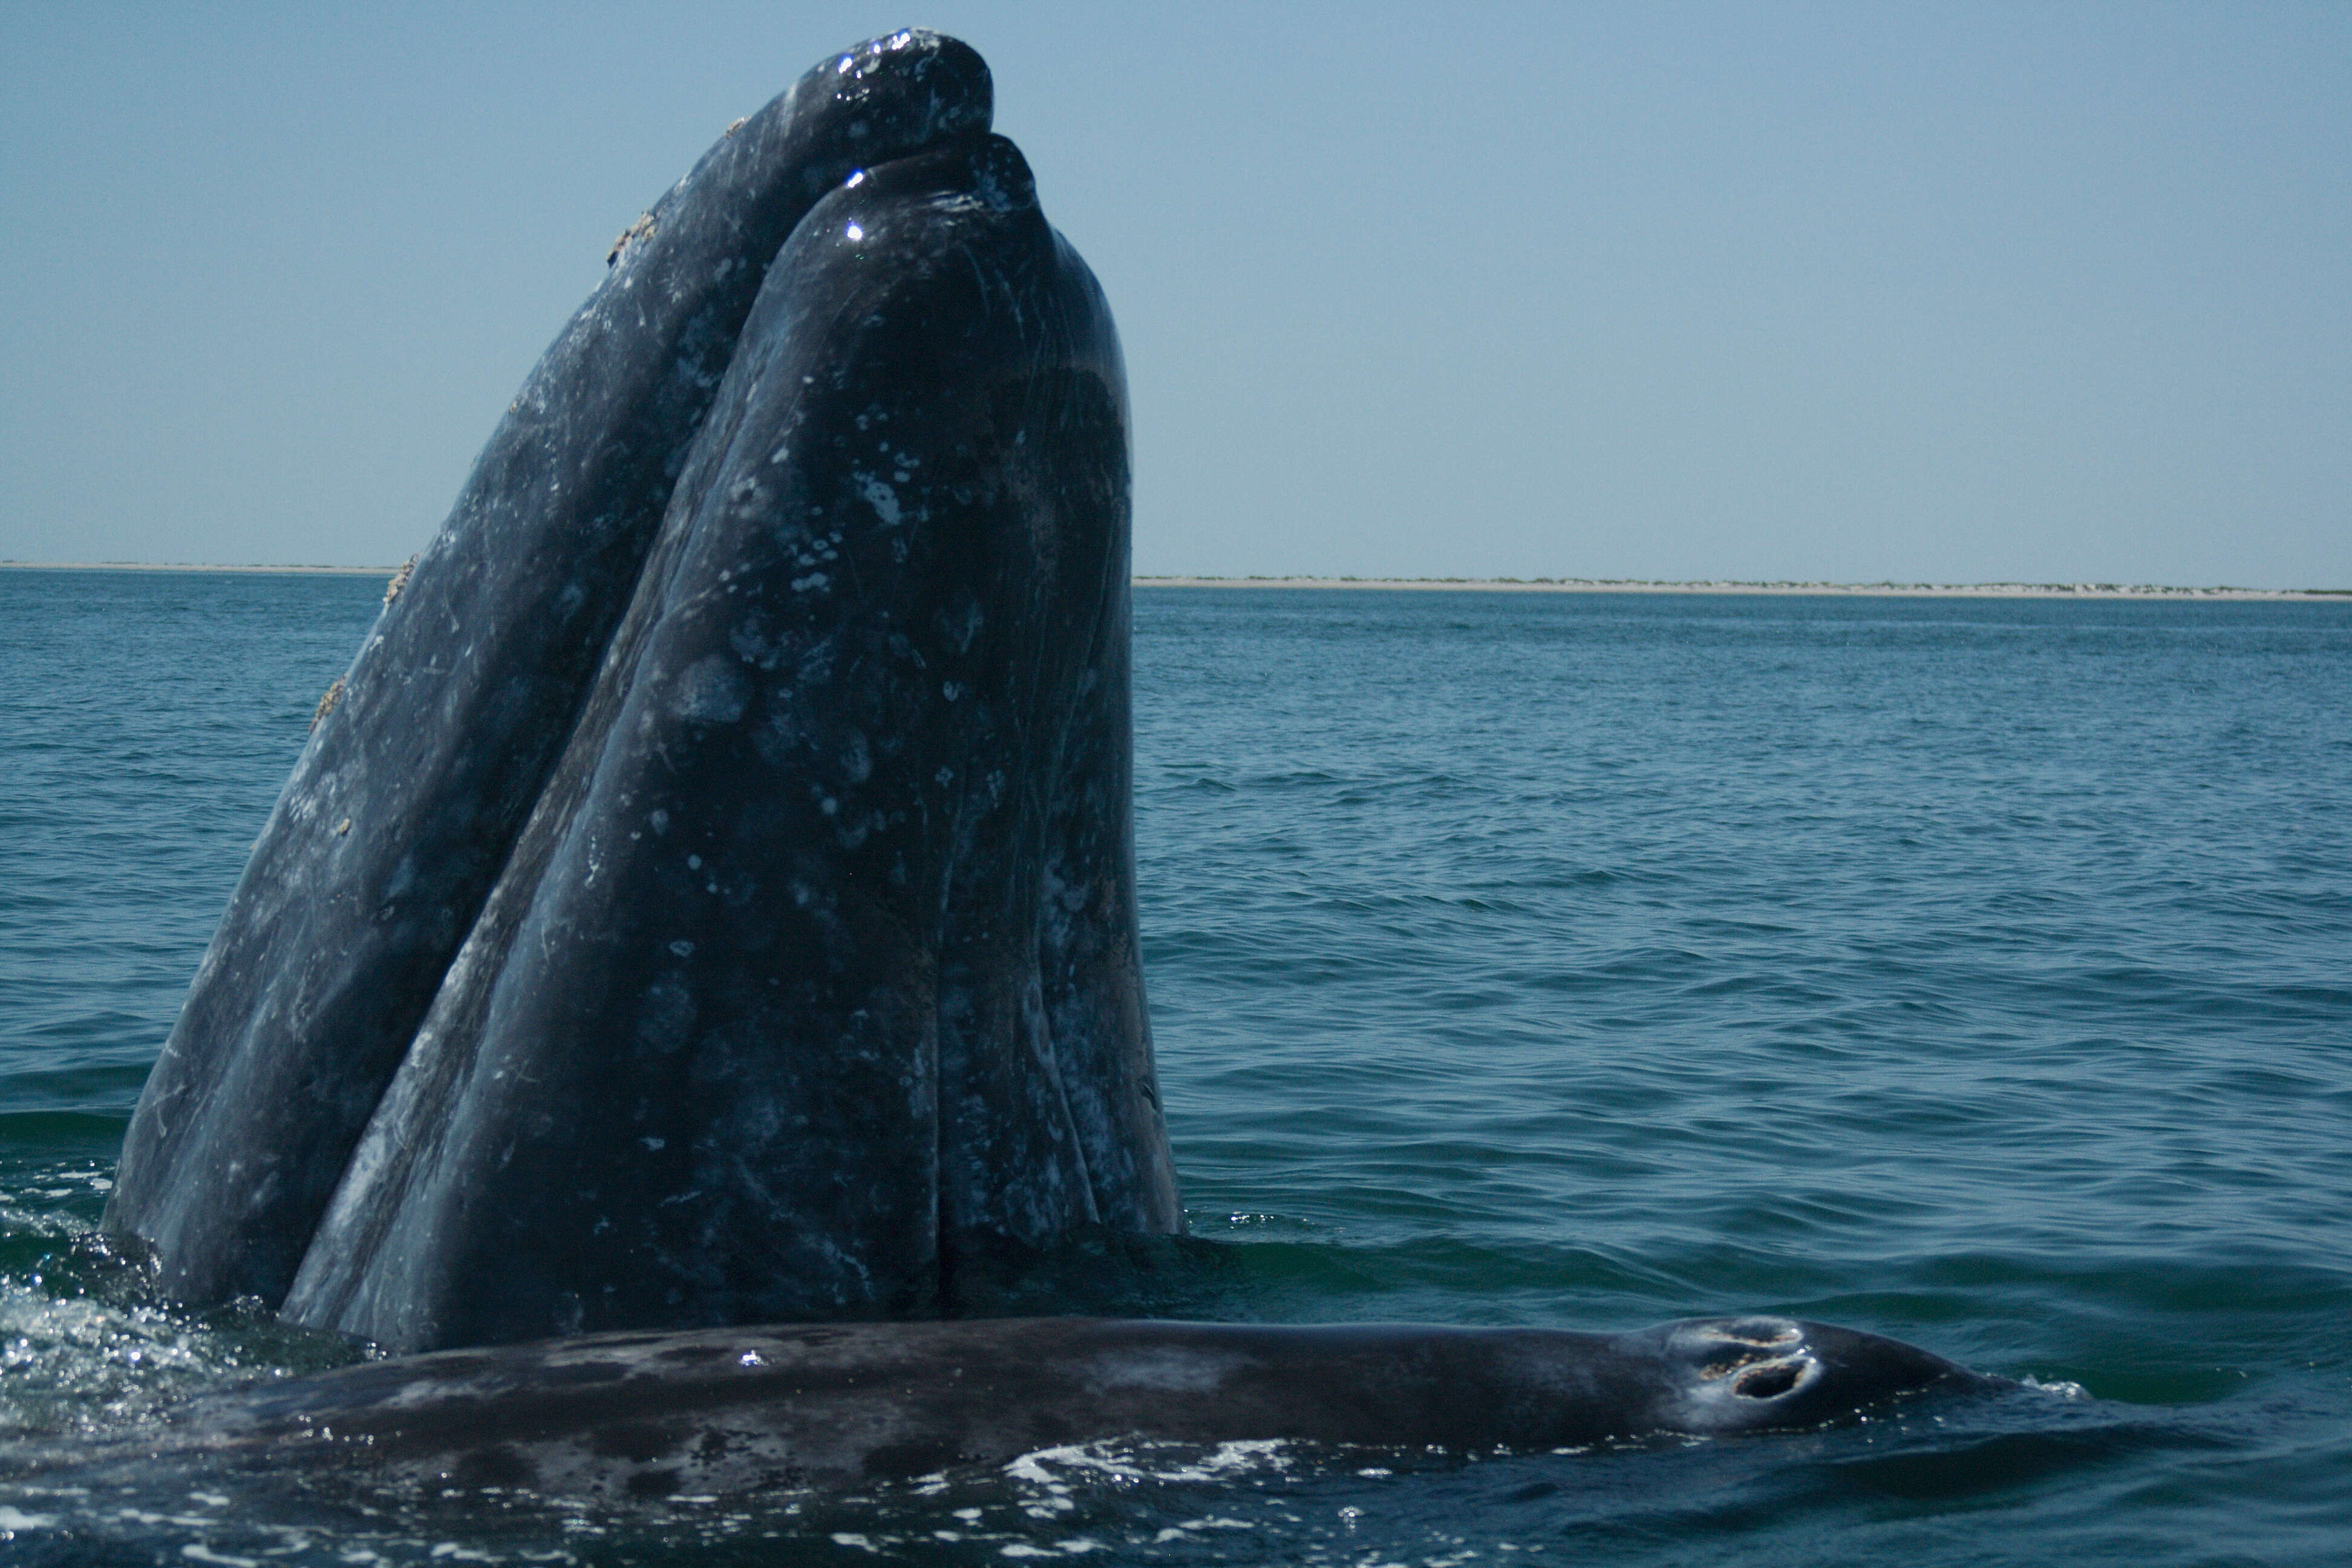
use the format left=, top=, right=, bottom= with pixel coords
left=94, top=28, right=1989, bottom=1474
left=167, top=1315, right=1991, bottom=1494
left=105, top=29, right=1178, bottom=1350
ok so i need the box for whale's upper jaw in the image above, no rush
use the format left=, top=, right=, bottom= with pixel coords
left=1645, top=1315, right=1987, bottom=1434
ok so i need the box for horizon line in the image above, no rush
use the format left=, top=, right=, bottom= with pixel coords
left=1, top=561, right=2341, bottom=599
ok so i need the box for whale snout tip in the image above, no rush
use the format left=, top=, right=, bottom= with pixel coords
left=834, top=27, right=939, bottom=71
left=967, top=136, right=1038, bottom=214
left=822, top=28, right=990, bottom=98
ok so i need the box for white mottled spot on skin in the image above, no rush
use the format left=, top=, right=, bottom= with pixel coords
left=857, top=474, right=902, bottom=525
left=687, top=854, right=702, bottom=870
left=670, top=939, right=694, bottom=958
left=1085, top=1348, right=1236, bottom=1394
left=650, top=809, right=670, bottom=835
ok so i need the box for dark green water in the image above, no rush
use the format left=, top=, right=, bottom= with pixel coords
left=2, top=570, right=2347, bottom=1564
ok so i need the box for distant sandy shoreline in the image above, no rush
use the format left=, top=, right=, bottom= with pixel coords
left=4, top=562, right=2341, bottom=599
left=1137, top=577, right=2341, bottom=600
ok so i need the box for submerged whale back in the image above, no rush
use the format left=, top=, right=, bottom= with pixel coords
left=168, top=1316, right=1991, bottom=1492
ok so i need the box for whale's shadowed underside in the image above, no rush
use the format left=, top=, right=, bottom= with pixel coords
left=95, top=28, right=1992, bottom=1477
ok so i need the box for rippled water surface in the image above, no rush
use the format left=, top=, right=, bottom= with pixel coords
left=2, top=570, right=2347, bottom=1564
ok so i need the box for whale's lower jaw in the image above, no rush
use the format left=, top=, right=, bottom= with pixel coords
left=157, top=1316, right=1990, bottom=1494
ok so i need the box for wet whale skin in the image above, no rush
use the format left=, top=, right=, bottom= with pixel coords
left=105, top=31, right=1179, bottom=1348
left=174, top=1315, right=1993, bottom=1492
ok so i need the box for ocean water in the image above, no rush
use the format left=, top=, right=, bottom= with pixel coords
left=1, top=568, right=2347, bottom=1565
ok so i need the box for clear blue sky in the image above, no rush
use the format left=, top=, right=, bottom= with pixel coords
left=5, top=2, right=2347, bottom=586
